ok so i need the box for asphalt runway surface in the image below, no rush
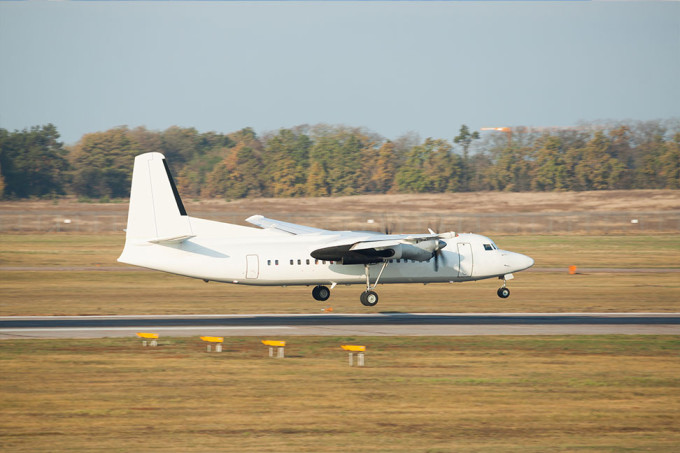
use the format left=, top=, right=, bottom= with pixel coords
left=1, top=313, right=678, bottom=339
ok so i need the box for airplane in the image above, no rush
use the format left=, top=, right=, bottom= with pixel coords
left=118, top=152, right=534, bottom=306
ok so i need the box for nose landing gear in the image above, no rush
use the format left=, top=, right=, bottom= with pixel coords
left=497, top=274, right=512, bottom=298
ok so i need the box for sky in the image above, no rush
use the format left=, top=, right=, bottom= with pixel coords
left=0, top=1, right=678, bottom=144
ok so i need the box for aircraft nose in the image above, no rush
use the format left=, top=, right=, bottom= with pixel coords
left=514, top=253, right=534, bottom=271
left=503, top=251, right=534, bottom=272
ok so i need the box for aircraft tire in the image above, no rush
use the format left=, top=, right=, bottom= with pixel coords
left=497, top=287, right=510, bottom=299
left=360, top=290, right=379, bottom=307
left=312, top=285, right=331, bottom=301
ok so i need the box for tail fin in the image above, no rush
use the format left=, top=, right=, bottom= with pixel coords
left=123, top=152, right=194, bottom=243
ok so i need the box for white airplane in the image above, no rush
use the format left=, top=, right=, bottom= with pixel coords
left=118, top=152, right=534, bottom=306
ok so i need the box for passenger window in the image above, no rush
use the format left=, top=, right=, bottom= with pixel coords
left=297, top=259, right=301, bottom=265
left=275, top=260, right=279, bottom=265
left=267, top=260, right=271, bottom=266
left=290, top=259, right=294, bottom=265
left=306, top=259, right=310, bottom=265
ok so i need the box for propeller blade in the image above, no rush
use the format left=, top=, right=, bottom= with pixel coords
left=432, top=240, right=447, bottom=272
left=428, top=218, right=442, bottom=235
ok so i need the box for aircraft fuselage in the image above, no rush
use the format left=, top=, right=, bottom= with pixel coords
left=119, top=217, right=532, bottom=287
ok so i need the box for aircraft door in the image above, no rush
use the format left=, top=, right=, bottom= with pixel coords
left=457, top=243, right=473, bottom=277
left=246, top=254, right=259, bottom=279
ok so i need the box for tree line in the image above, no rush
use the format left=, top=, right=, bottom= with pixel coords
left=1, top=120, right=679, bottom=200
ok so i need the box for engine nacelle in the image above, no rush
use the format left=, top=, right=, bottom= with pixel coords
left=387, top=240, right=442, bottom=262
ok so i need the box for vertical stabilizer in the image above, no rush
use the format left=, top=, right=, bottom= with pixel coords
left=124, top=152, right=193, bottom=242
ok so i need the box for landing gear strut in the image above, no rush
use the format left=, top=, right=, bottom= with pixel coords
left=312, top=285, right=330, bottom=301
left=497, top=277, right=510, bottom=299
left=360, top=262, right=388, bottom=306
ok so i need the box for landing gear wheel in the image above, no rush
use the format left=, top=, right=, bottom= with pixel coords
left=360, top=290, right=379, bottom=307
left=497, top=287, right=510, bottom=299
left=312, top=285, right=330, bottom=301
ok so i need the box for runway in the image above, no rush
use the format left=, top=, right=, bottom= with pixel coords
left=1, top=313, right=678, bottom=339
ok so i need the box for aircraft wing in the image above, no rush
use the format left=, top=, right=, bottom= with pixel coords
left=246, top=215, right=331, bottom=235
left=311, top=233, right=450, bottom=265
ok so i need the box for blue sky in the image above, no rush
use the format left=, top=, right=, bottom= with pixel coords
left=1, top=1, right=678, bottom=144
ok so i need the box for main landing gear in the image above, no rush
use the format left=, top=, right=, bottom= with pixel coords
left=312, top=262, right=388, bottom=306
left=360, top=290, right=379, bottom=307
left=360, top=262, right=388, bottom=307
left=312, top=285, right=330, bottom=301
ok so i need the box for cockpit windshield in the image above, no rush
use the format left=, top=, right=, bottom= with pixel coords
left=483, top=243, right=498, bottom=251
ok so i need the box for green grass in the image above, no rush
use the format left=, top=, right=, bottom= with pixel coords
left=1, top=336, right=678, bottom=452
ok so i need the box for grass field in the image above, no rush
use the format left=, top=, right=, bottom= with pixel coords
left=1, top=336, right=678, bottom=452
left=1, top=234, right=679, bottom=315
left=1, top=233, right=679, bottom=451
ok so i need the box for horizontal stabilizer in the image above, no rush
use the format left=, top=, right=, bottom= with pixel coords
left=148, top=234, right=196, bottom=244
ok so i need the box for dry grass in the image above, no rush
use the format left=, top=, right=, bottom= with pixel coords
left=3, top=191, right=679, bottom=234
left=1, top=336, right=678, bottom=452
left=1, top=271, right=679, bottom=316
left=1, top=234, right=679, bottom=315
left=2, top=190, right=679, bottom=215
left=1, top=231, right=678, bottom=451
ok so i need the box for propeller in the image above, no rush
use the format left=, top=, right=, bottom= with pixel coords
left=432, top=239, right=447, bottom=272
left=382, top=214, right=394, bottom=235
left=427, top=222, right=448, bottom=272
left=428, top=217, right=442, bottom=237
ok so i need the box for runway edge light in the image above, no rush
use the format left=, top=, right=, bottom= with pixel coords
left=262, top=340, right=286, bottom=358
left=136, top=332, right=159, bottom=347
left=200, top=336, right=224, bottom=352
left=341, top=345, right=366, bottom=367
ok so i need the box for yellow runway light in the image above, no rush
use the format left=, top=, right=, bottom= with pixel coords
left=341, top=345, right=366, bottom=352
left=200, top=336, right=224, bottom=352
left=136, top=332, right=159, bottom=339
left=341, top=345, right=366, bottom=366
left=262, top=340, right=286, bottom=358
left=136, top=332, right=158, bottom=347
